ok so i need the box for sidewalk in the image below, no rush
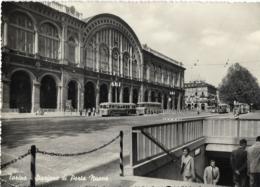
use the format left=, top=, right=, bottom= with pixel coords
left=1, top=111, right=101, bottom=120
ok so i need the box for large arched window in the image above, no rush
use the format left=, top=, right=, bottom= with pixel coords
left=143, top=64, right=148, bottom=81
left=150, top=64, right=155, bottom=82
left=86, top=42, right=96, bottom=70
left=38, top=22, right=59, bottom=59
left=68, top=37, right=77, bottom=64
left=158, top=66, right=162, bottom=83
left=99, top=44, right=109, bottom=73
left=112, top=48, right=120, bottom=75
left=132, top=59, right=138, bottom=79
left=8, top=12, right=34, bottom=54
left=123, top=52, right=129, bottom=77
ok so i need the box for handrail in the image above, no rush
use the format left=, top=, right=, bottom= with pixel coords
left=141, top=129, right=203, bottom=183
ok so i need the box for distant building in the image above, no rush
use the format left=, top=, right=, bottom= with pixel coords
left=184, top=80, right=217, bottom=111
left=1, top=2, right=185, bottom=113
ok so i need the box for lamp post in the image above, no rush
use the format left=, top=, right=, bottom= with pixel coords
left=111, top=76, right=121, bottom=103
left=169, top=91, right=175, bottom=110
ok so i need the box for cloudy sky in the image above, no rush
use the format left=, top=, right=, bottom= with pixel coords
left=63, top=1, right=260, bottom=87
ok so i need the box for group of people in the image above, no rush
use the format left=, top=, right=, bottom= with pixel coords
left=180, top=136, right=260, bottom=187
left=230, top=136, right=260, bottom=187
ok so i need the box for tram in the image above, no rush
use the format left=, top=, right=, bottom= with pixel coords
left=99, top=102, right=136, bottom=116
left=136, top=102, right=162, bottom=115
left=217, top=103, right=230, bottom=113
left=234, top=103, right=250, bottom=114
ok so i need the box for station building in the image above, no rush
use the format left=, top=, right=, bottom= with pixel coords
left=184, top=80, right=218, bottom=110
left=1, top=2, right=185, bottom=113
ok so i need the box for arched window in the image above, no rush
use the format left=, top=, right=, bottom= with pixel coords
left=99, top=44, right=109, bottom=73
left=150, top=64, right=155, bottom=82
left=68, top=37, right=76, bottom=64
left=8, top=12, right=34, bottom=54
left=132, top=59, right=138, bottom=79
left=123, top=52, right=129, bottom=77
left=143, top=64, right=147, bottom=81
left=86, top=42, right=96, bottom=70
left=158, top=66, right=162, bottom=83
left=112, top=48, right=120, bottom=75
left=38, top=22, right=59, bottom=59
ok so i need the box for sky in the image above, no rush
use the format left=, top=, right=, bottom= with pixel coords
left=62, top=1, right=260, bottom=87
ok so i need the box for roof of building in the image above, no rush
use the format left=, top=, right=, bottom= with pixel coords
left=142, top=44, right=184, bottom=68
left=184, top=80, right=217, bottom=89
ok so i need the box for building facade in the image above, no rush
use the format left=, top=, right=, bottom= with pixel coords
left=1, top=2, right=185, bottom=113
left=184, top=80, right=217, bottom=110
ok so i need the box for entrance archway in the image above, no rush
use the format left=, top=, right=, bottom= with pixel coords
left=99, top=84, right=108, bottom=103
left=163, top=94, right=167, bottom=109
left=144, top=90, right=148, bottom=102
left=158, top=92, right=161, bottom=103
left=40, top=75, right=57, bottom=109
left=133, top=88, right=138, bottom=104
left=84, top=82, right=96, bottom=109
left=151, top=91, right=155, bottom=102
left=68, top=81, right=78, bottom=110
left=112, top=87, right=120, bottom=103
left=123, top=87, right=130, bottom=103
left=201, top=103, right=205, bottom=110
left=10, top=71, right=32, bottom=112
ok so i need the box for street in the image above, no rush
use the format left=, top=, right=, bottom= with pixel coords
left=1, top=111, right=215, bottom=187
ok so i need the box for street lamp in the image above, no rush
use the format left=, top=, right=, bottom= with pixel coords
left=111, top=77, right=121, bottom=103
left=169, top=91, right=175, bottom=109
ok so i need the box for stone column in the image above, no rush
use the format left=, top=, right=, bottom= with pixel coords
left=172, top=95, right=175, bottom=110
left=61, top=22, right=68, bottom=64
left=148, top=90, right=151, bottom=102
left=177, top=92, right=182, bottom=111
left=95, top=80, right=100, bottom=110
left=2, top=17, right=8, bottom=46
left=31, top=81, right=40, bottom=112
left=129, top=86, right=133, bottom=103
left=77, top=86, right=81, bottom=112
left=130, top=47, right=133, bottom=79
left=120, top=35, right=123, bottom=77
left=96, top=36, right=99, bottom=72
left=161, top=94, right=164, bottom=109
left=140, top=84, right=144, bottom=103
left=2, top=79, right=10, bottom=110
left=108, top=83, right=112, bottom=103
left=34, top=30, right=38, bottom=54
left=63, top=85, right=68, bottom=111
left=56, top=85, right=62, bottom=112
left=119, top=86, right=123, bottom=103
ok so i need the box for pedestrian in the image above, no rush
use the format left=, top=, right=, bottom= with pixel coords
left=230, top=139, right=248, bottom=187
left=180, top=147, right=195, bottom=182
left=203, top=160, right=220, bottom=185
left=247, top=136, right=260, bottom=187
left=197, top=106, right=200, bottom=115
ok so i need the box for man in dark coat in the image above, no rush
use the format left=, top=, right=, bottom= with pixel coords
left=231, top=139, right=248, bottom=187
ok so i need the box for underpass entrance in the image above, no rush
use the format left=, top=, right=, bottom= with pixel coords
left=206, top=151, right=233, bottom=186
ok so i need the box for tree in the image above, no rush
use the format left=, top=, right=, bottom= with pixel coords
left=219, top=63, right=260, bottom=109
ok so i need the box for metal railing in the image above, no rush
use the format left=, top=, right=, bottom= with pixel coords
left=131, top=118, right=204, bottom=165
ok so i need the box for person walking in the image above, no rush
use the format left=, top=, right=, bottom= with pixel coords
left=247, top=136, right=260, bottom=187
left=180, top=147, right=195, bottom=182
left=230, top=139, right=248, bottom=187
left=203, top=160, right=220, bottom=185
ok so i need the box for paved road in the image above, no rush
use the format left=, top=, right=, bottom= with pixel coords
left=1, top=112, right=217, bottom=187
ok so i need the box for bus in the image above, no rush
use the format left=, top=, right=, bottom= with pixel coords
left=136, top=102, right=162, bottom=115
left=206, top=106, right=217, bottom=113
left=217, top=104, right=230, bottom=113
left=234, top=103, right=250, bottom=115
left=99, top=102, right=136, bottom=116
